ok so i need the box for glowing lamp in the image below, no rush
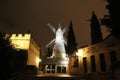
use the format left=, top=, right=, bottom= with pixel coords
left=76, top=49, right=83, bottom=57
left=36, top=57, right=41, bottom=63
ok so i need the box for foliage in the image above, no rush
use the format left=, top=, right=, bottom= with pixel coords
left=66, top=21, right=77, bottom=56
left=0, top=32, right=15, bottom=79
left=90, top=11, right=103, bottom=44
left=0, top=32, right=27, bottom=79
left=101, top=0, right=120, bottom=39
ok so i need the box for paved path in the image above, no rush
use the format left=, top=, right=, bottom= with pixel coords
left=14, top=74, right=87, bottom=80
left=32, top=74, right=86, bottom=80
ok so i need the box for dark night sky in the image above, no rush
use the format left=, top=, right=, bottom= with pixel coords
left=0, top=0, right=110, bottom=52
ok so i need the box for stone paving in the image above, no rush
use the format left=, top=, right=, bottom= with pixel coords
left=32, top=74, right=87, bottom=80
left=14, top=74, right=87, bottom=80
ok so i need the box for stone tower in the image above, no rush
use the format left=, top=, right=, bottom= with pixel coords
left=46, top=24, right=68, bottom=59
left=44, top=24, right=68, bottom=74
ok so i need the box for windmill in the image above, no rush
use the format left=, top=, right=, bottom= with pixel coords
left=46, top=23, right=68, bottom=59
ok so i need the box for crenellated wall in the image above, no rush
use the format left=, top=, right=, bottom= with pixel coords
left=8, top=33, right=40, bottom=68
left=10, top=34, right=31, bottom=50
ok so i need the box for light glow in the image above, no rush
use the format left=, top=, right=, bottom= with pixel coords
left=76, top=49, right=83, bottom=57
left=36, top=57, right=41, bottom=63
left=46, top=24, right=67, bottom=59
left=10, top=34, right=31, bottom=50
left=61, top=60, right=68, bottom=65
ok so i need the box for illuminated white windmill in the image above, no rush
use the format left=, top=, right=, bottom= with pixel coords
left=46, top=23, right=68, bottom=59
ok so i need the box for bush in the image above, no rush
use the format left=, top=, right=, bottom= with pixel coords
left=26, top=65, right=38, bottom=75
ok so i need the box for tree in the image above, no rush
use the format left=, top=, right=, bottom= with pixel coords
left=0, top=32, right=27, bottom=80
left=0, top=32, right=16, bottom=79
left=90, top=11, right=103, bottom=44
left=66, top=21, right=77, bottom=56
left=13, top=50, right=28, bottom=73
left=101, top=0, right=120, bottom=39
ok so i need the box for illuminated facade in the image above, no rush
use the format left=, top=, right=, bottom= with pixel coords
left=44, top=24, right=68, bottom=74
left=46, top=24, right=67, bottom=59
left=68, top=34, right=120, bottom=80
left=9, top=34, right=40, bottom=68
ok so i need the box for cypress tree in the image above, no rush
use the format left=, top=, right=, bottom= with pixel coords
left=90, top=11, right=103, bottom=44
left=66, top=21, right=77, bottom=56
left=101, top=0, right=120, bottom=39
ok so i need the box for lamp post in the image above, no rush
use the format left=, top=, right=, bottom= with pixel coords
left=76, top=49, right=83, bottom=74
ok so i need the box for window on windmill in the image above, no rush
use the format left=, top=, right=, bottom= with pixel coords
left=72, top=56, right=79, bottom=68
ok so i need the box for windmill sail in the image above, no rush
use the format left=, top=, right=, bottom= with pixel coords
left=46, top=23, right=68, bottom=59
left=47, top=23, right=56, bottom=34
left=46, top=39, right=55, bottom=48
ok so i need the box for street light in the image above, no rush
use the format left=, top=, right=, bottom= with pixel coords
left=36, top=57, right=41, bottom=63
left=76, top=49, right=83, bottom=57
left=76, top=49, right=83, bottom=73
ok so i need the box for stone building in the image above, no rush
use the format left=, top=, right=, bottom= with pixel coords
left=9, top=34, right=40, bottom=68
left=68, top=34, right=120, bottom=80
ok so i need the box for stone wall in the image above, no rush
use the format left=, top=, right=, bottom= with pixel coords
left=68, top=35, right=120, bottom=80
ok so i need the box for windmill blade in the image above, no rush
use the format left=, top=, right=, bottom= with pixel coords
left=64, top=40, right=67, bottom=46
left=64, top=37, right=67, bottom=45
left=47, top=23, right=56, bottom=33
left=62, top=27, right=67, bottom=34
left=46, top=39, right=55, bottom=48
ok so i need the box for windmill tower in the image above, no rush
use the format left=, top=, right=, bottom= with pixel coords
left=44, top=23, right=69, bottom=74
left=46, top=23, right=68, bottom=60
